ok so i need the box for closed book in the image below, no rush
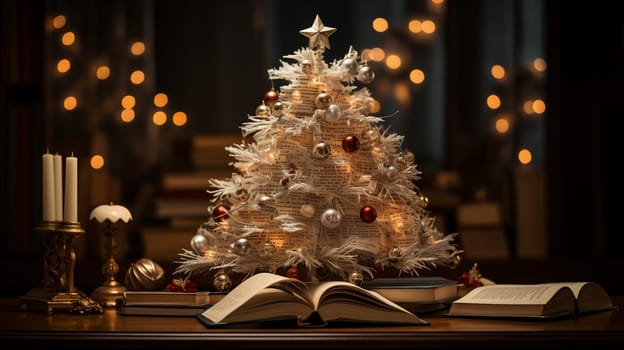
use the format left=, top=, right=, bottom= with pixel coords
left=362, top=276, right=459, bottom=304
left=123, top=291, right=227, bottom=306
left=119, top=304, right=210, bottom=317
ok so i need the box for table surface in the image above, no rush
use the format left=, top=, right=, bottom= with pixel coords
left=2, top=297, right=624, bottom=349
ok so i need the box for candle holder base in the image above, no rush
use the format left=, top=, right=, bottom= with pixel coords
left=91, top=279, right=126, bottom=307
left=19, top=221, right=103, bottom=314
left=19, top=288, right=103, bottom=314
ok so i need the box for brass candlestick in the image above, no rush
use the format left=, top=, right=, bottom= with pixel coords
left=19, top=221, right=103, bottom=314
left=89, top=203, right=133, bottom=307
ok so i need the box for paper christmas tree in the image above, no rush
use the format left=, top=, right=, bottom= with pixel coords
left=175, top=16, right=461, bottom=289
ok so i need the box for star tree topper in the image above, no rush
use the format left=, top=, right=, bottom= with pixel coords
left=299, top=15, right=336, bottom=50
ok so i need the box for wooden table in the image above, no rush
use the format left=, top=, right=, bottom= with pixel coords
left=1, top=297, right=624, bottom=349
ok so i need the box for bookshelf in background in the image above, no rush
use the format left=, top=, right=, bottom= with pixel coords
left=141, top=133, right=240, bottom=263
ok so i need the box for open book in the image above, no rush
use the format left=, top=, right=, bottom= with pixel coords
left=197, top=272, right=429, bottom=327
left=446, top=282, right=616, bottom=319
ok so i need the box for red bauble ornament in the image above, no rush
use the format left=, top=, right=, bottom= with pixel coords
left=286, top=266, right=301, bottom=279
left=342, top=135, right=360, bottom=153
left=212, top=204, right=230, bottom=222
left=280, top=176, right=290, bottom=186
left=360, top=205, right=377, bottom=223
left=263, top=88, right=279, bottom=107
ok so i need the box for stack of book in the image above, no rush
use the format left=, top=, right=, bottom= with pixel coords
left=361, top=276, right=459, bottom=314
left=141, top=133, right=241, bottom=262
left=119, top=290, right=227, bottom=317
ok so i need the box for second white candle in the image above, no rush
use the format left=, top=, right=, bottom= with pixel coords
left=63, top=154, right=78, bottom=223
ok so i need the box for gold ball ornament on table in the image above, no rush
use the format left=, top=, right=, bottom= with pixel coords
left=124, top=258, right=166, bottom=291
left=89, top=202, right=132, bottom=307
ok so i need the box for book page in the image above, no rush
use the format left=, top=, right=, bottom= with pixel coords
left=200, top=273, right=294, bottom=323
left=455, top=285, right=567, bottom=305
left=541, top=282, right=587, bottom=298
left=307, top=280, right=412, bottom=313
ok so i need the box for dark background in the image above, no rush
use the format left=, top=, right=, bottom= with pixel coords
left=1, top=0, right=622, bottom=296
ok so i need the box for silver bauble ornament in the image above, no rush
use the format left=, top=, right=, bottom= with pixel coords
left=357, top=64, right=375, bottom=84
left=190, top=234, right=210, bottom=255
left=255, top=102, right=271, bottom=117
left=312, top=142, right=331, bottom=160
left=272, top=101, right=286, bottom=117
left=348, top=271, right=364, bottom=286
left=324, top=104, right=341, bottom=121
left=386, top=165, right=399, bottom=178
left=124, top=258, right=166, bottom=291
left=257, top=194, right=275, bottom=209
left=320, top=208, right=342, bottom=229
left=300, top=204, right=315, bottom=218
left=342, top=58, right=359, bottom=75
left=315, top=92, right=332, bottom=109
left=258, top=241, right=276, bottom=259
left=233, top=238, right=250, bottom=255
left=213, top=271, right=232, bottom=292
left=389, top=246, right=403, bottom=262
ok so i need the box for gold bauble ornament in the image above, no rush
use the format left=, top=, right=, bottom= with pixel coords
left=124, top=258, right=166, bottom=291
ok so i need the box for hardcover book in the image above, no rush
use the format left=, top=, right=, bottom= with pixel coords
left=119, top=304, right=210, bottom=317
left=446, top=282, right=616, bottom=319
left=361, top=276, right=459, bottom=304
left=196, top=272, right=429, bottom=327
left=123, top=290, right=227, bottom=306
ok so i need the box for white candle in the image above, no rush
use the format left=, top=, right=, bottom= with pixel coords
left=42, top=151, right=55, bottom=222
left=54, top=153, right=63, bottom=222
left=63, top=154, right=78, bottom=223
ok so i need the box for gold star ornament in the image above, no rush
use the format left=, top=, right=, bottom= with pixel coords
left=299, top=15, right=336, bottom=50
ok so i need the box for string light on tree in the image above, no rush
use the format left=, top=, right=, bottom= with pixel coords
left=175, top=16, right=460, bottom=286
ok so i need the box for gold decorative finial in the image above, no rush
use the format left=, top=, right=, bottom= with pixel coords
left=299, top=15, right=336, bottom=50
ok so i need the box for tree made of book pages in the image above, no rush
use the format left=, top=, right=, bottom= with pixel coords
left=175, top=16, right=461, bottom=289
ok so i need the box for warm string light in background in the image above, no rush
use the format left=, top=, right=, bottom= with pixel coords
left=56, top=58, right=70, bottom=73
left=90, top=155, right=105, bottom=169
left=48, top=14, right=190, bottom=173
left=487, top=57, right=547, bottom=166
left=518, top=149, right=532, bottom=165
left=96, top=66, right=110, bottom=80
left=495, top=115, right=510, bottom=134
left=365, top=8, right=442, bottom=113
